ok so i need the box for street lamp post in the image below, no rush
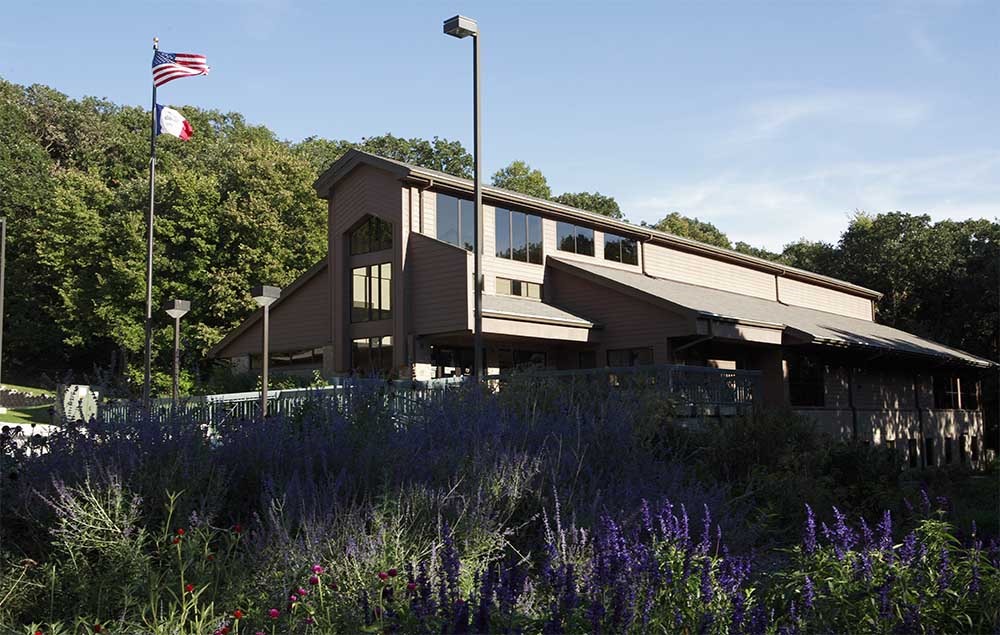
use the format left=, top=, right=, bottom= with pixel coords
left=251, top=285, right=281, bottom=420
left=163, top=299, right=190, bottom=404
left=0, top=218, right=6, bottom=402
left=443, top=14, right=484, bottom=379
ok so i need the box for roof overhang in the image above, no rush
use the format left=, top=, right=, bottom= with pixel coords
left=314, top=150, right=881, bottom=300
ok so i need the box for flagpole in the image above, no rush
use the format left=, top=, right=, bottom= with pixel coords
left=143, top=36, right=159, bottom=408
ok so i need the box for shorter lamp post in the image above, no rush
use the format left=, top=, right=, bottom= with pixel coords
left=251, top=285, right=281, bottom=420
left=163, top=299, right=190, bottom=404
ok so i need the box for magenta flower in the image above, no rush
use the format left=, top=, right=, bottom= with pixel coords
left=289, top=594, right=299, bottom=603
left=309, top=575, right=320, bottom=585
left=312, top=564, right=324, bottom=574
left=268, top=608, right=279, bottom=620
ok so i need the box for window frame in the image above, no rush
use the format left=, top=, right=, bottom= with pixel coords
left=496, top=277, right=542, bottom=300
left=787, top=354, right=826, bottom=408
left=350, top=262, right=392, bottom=323
left=495, top=207, right=543, bottom=264
left=606, top=347, right=654, bottom=367
left=604, top=231, right=639, bottom=265
left=556, top=221, right=595, bottom=257
left=349, top=216, right=393, bottom=256
left=436, top=193, right=476, bottom=251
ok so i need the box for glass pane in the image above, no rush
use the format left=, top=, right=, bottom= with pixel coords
left=351, top=267, right=368, bottom=322
left=607, top=349, right=627, bottom=367
left=437, top=194, right=459, bottom=246
left=496, top=277, right=512, bottom=295
left=460, top=199, right=475, bottom=251
left=511, top=211, right=527, bottom=262
left=495, top=209, right=511, bottom=258
left=621, top=238, right=638, bottom=265
left=379, top=337, right=394, bottom=375
left=368, top=271, right=378, bottom=321
left=525, top=282, right=541, bottom=299
left=352, top=338, right=371, bottom=373
left=350, top=220, right=370, bottom=255
left=511, top=280, right=522, bottom=296
left=376, top=217, right=393, bottom=252
left=633, top=348, right=654, bottom=365
left=380, top=263, right=392, bottom=320
left=527, top=215, right=543, bottom=263
left=557, top=222, right=576, bottom=252
left=577, top=226, right=595, bottom=256
left=604, top=233, right=622, bottom=262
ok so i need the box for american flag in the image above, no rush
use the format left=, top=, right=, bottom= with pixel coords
left=152, top=50, right=209, bottom=87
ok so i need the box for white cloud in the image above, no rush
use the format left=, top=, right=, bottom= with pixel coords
left=622, top=151, right=1000, bottom=251
left=720, top=92, right=931, bottom=147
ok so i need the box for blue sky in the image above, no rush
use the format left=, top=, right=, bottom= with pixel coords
left=2, top=0, right=998, bottom=250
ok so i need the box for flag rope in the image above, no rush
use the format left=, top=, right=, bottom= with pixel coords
left=143, top=37, right=159, bottom=408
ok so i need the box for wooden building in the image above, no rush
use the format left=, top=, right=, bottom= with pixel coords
left=210, top=150, right=994, bottom=467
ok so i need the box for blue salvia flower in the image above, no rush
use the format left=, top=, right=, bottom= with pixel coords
left=747, top=605, right=769, bottom=635
left=919, top=489, right=932, bottom=515
left=938, top=547, right=951, bottom=591
left=878, top=579, right=892, bottom=619
left=698, top=611, right=714, bottom=635
left=802, top=575, right=815, bottom=611
left=831, top=506, right=855, bottom=559
left=970, top=563, right=981, bottom=594
left=877, top=510, right=893, bottom=554
left=700, top=557, right=714, bottom=605
left=859, top=517, right=873, bottom=547
left=859, top=551, right=873, bottom=582
left=803, top=504, right=817, bottom=555
left=900, top=531, right=918, bottom=564
left=699, top=504, right=712, bottom=554
left=730, top=591, right=746, bottom=633
left=640, top=498, right=654, bottom=538
left=674, top=607, right=684, bottom=628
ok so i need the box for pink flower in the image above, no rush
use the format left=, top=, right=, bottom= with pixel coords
left=377, top=571, right=388, bottom=581
left=297, top=587, right=307, bottom=596
left=407, top=582, right=417, bottom=592
left=309, top=575, right=319, bottom=585
left=305, top=617, right=315, bottom=625
left=289, top=594, right=298, bottom=603
left=311, top=564, right=324, bottom=574
left=268, top=608, right=280, bottom=620
left=387, top=568, right=398, bottom=577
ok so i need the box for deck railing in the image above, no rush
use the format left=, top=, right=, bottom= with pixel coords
left=98, top=365, right=758, bottom=425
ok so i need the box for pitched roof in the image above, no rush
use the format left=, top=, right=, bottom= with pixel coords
left=314, top=149, right=882, bottom=300
left=549, top=258, right=994, bottom=368
left=482, top=294, right=594, bottom=328
left=207, top=259, right=328, bottom=358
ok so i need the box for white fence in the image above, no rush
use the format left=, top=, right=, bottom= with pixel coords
left=97, top=365, right=759, bottom=425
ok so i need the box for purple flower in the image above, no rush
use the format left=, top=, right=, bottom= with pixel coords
left=802, top=575, right=815, bottom=610
left=970, top=563, right=981, bottom=594
left=831, top=506, right=855, bottom=559
left=803, top=504, right=817, bottom=555
left=876, top=510, right=892, bottom=553
left=700, top=558, right=714, bottom=605
left=878, top=580, right=891, bottom=619
left=311, top=564, right=324, bottom=574
left=900, top=531, right=918, bottom=563
left=938, top=547, right=951, bottom=591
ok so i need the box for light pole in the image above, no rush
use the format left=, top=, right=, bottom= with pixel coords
left=443, top=14, right=483, bottom=379
left=251, top=285, right=281, bottom=420
left=0, top=218, right=6, bottom=400
left=163, top=299, right=190, bottom=404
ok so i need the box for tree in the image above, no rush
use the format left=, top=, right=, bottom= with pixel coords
left=293, top=133, right=472, bottom=179
left=491, top=160, right=551, bottom=199
left=734, top=241, right=782, bottom=262
left=652, top=212, right=732, bottom=249
left=553, top=191, right=623, bottom=219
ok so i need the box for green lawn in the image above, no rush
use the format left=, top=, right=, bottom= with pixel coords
left=0, top=383, right=55, bottom=425
left=0, top=404, right=52, bottom=425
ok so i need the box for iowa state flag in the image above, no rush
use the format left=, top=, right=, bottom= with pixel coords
left=155, top=105, right=193, bottom=140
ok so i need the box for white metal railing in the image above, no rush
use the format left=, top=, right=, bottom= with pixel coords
left=97, top=365, right=758, bottom=425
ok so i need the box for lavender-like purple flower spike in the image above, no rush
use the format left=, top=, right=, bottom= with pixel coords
left=803, top=504, right=817, bottom=555
left=938, top=547, right=951, bottom=591
left=700, top=557, right=714, bottom=605
left=802, top=575, right=815, bottom=610
left=876, top=510, right=892, bottom=553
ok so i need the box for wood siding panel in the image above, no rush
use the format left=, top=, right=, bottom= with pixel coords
left=546, top=267, right=693, bottom=363
left=329, top=165, right=405, bottom=371
left=644, top=243, right=777, bottom=300
left=217, top=265, right=330, bottom=357
left=777, top=277, right=872, bottom=321
left=408, top=234, right=471, bottom=334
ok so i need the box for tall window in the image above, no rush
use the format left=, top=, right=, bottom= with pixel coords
left=350, top=216, right=392, bottom=255
left=933, top=375, right=960, bottom=409
left=959, top=375, right=980, bottom=410
left=604, top=232, right=638, bottom=265
left=351, top=263, right=392, bottom=322
left=352, top=336, right=393, bottom=375
left=436, top=193, right=474, bottom=251
left=556, top=222, right=595, bottom=256
left=788, top=354, right=825, bottom=407
left=495, top=208, right=542, bottom=264
left=607, top=347, right=653, bottom=367
left=496, top=277, right=541, bottom=300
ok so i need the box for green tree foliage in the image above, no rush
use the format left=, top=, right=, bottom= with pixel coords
left=552, top=191, right=623, bottom=219
left=0, top=79, right=472, bottom=392
left=491, top=160, right=552, bottom=199
left=652, top=212, right=733, bottom=249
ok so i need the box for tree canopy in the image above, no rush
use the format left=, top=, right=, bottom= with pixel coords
left=1, top=77, right=996, bottom=404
